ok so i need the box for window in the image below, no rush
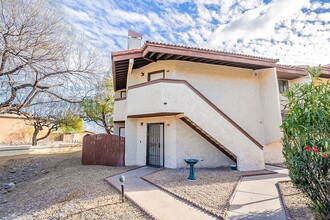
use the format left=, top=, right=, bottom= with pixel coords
left=278, top=80, right=289, bottom=94
left=119, top=127, right=125, bottom=137
left=148, top=70, right=165, bottom=81
left=120, top=91, right=126, bottom=98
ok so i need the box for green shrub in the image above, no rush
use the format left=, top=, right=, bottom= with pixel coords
left=58, top=111, right=83, bottom=133
left=281, top=67, right=330, bottom=219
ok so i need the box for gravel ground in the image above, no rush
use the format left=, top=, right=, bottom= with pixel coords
left=278, top=181, right=315, bottom=220
left=0, top=152, right=149, bottom=220
left=143, top=168, right=271, bottom=217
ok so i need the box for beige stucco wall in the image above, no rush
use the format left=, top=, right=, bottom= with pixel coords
left=125, top=118, right=138, bottom=166
left=257, top=68, right=282, bottom=144
left=113, top=100, right=127, bottom=121
left=0, top=116, right=49, bottom=143
left=129, top=60, right=266, bottom=144
left=313, top=77, right=329, bottom=85
left=127, top=81, right=265, bottom=170
left=258, top=68, right=284, bottom=166
left=121, top=60, right=299, bottom=169
left=124, top=116, right=234, bottom=168
left=124, top=117, right=177, bottom=167
left=176, top=119, right=234, bottom=168
left=264, top=140, right=284, bottom=163
left=0, top=117, right=33, bottom=142
left=0, top=116, right=88, bottom=144
left=288, top=75, right=312, bottom=87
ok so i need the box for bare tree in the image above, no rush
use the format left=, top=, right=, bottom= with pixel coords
left=28, top=114, right=58, bottom=146
left=0, top=0, right=102, bottom=114
left=80, top=76, right=114, bottom=134
left=23, top=103, right=82, bottom=146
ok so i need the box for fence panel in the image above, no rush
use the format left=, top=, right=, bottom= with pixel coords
left=82, top=134, right=125, bottom=166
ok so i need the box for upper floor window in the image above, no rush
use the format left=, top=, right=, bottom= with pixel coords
left=278, top=79, right=289, bottom=94
left=120, top=91, right=126, bottom=98
left=148, top=70, right=165, bottom=81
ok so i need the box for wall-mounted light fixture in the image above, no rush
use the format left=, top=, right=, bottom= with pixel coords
left=141, top=72, right=144, bottom=76
left=140, top=122, right=144, bottom=126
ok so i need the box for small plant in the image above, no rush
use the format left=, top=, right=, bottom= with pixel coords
left=281, top=67, right=330, bottom=219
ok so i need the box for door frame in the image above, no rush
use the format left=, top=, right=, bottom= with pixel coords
left=146, top=123, right=165, bottom=167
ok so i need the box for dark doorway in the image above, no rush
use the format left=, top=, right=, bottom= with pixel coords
left=147, top=123, right=164, bottom=167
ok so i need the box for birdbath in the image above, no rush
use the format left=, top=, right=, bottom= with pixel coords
left=184, top=159, right=199, bottom=180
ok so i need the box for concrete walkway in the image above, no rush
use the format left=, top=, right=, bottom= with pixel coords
left=105, top=166, right=215, bottom=220
left=226, top=165, right=290, bottom=220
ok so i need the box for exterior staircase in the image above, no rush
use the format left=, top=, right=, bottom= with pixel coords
left=180, top=116, right=237, bottom=163
left=127, top=79, right=265, bottom=170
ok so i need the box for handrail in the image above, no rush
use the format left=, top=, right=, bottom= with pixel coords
left=180, top=116, right=237, bottom=162
left=128, top=79, right=264, bottom=150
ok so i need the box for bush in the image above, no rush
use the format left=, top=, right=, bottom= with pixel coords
left=58, top=111, right=83, bottom=133
left=281, top=67, right=330, bottom=219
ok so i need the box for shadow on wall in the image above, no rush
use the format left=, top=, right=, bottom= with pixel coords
left=4, top=127, right=34, bottom=143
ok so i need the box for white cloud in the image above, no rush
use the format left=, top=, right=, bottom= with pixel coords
left=206, top=0, right=330, bottom=65
left=208, top=0, right=309, bottom=43
left=61, top=0, right=330, bottom=66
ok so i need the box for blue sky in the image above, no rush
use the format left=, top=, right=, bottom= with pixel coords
left=61, top=0, right=330, bottom=65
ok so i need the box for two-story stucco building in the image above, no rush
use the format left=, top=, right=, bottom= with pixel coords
left=111, top=33, right=330, bottom=171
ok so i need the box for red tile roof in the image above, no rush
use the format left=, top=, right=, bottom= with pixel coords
left=111, top=41, right=328, bottom=90
left=144, top=41, right=279, bottom=62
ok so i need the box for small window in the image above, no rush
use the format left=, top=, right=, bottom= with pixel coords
left=120, top=91, right=126, bottom=98
left=148, top=70, right=165, bottom=81
left=119, top=127, right=125, bottom=137
left=278, top=80, right=289, bottom=94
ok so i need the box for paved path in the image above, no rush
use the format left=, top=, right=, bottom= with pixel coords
left=105, top=166, right=215, bottom=220
left=226, top=165, right=290, bottom=220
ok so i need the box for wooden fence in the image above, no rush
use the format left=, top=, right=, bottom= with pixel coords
left=82, top=134, right=125, bottom=166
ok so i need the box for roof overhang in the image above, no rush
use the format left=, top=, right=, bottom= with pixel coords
left=112, top=42, right=279, bottom=90
left=320, top=66, right=330, bottom=78
left=112, top=42, right=330, bottom=90
left=276, top=65, right=308, bottom=80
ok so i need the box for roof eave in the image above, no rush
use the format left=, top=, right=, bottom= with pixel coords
left=320, top=67, right=330, bottom=78
left=143, top=42, right=279, bottom=68
left=276, top=65, right=308, bottom=79
left=112, top=42, right=291, bottom=90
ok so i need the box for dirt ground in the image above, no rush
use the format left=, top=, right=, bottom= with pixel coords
left=0, top=152, right=149, bottom=220
left=143, top=168, right=271, bottom=218
left=278, top=181, right=315, bottom=220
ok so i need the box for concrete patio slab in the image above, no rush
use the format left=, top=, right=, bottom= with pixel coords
left=105, top=166, right=216, bottom=220
left=226, top=165, right=290, bottom=220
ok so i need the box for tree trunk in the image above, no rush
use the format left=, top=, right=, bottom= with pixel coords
left=105, top=127, right=111, bottom=134
left=31, top=123, right=56, bottom=146
left=101, top=112, right=111, bottom=134
left=36, top=125, right=56, bottom=143
left=31, top=127, right=40, bottom=146
left=103, top=121, right=113, bottom=134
